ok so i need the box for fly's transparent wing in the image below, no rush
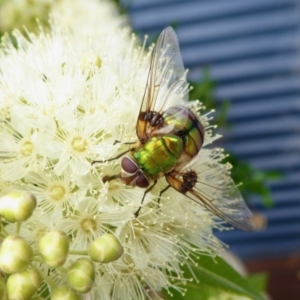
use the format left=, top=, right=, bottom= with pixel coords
left=166, top=158, right=255, bottom=231
left=136, top=27, right=189, bottom=140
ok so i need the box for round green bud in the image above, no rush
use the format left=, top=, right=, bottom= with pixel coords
left=88, top=233, right=123, bottom=263
left=67, top=258, right=95, bottom=293
left=0, top=235, right=33, bottom=274
left=0, top=191, right=36, bottom=222
left=0, top=279, right=4, bottom=299
left=38, top=230, right=69, bottom=267
left=51, top=286, right=80, bottom=300
left=6, top=267, right=42, bottom=300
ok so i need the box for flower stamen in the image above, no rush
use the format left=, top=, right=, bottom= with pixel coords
left=20, top=140, right=34, bottom=157
left=81, top=218, right=97, bottom=234
left=49, top=185, right=66, bottom=202
left=71, top=136, right=87, bottom=153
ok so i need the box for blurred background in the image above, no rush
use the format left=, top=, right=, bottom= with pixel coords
left=125, top=0, right=300, bottom=299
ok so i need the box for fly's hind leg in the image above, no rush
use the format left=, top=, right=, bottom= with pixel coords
left=134, top=180, right=157, bottom=218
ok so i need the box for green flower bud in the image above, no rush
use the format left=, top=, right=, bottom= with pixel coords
left=80, top=52, right=102, bottom=71
left=67, top=258, right=95, bottom=293
left=0, top=279, right=4, bottom=299
left=0, top=191, right=36, bottom=222
left=38, top=230, right=69, bottom=267
left=6, top=267, right=42, bottom=300
left=51, top=286, right=80, bottom=300
left=88, top=233, right=123, bottom=263
left=0, top=235, right=33, bottom=274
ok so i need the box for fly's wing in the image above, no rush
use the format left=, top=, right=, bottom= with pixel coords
left=166, top=158, right=255, bottom=231
left=136, top=27, right=189, bottom=140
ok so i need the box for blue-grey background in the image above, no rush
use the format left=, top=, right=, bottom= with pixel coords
left=128, top=0, right=300, bottom=260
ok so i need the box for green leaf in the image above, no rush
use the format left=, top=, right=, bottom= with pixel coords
left=163, top=254, right=267, bottom=300
left=246, top=273, right=268, bottom=294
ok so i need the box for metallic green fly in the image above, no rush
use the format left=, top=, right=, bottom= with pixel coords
left=93, top=27, right=254, bottom=231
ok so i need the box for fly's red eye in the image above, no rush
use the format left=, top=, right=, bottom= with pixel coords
left=121, top=156, right=138, bottom=175
left=136, top=174, right=150, bottom=188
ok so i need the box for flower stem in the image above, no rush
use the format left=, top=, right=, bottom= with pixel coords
left=15, top=221, right=21, bottom=235
left=33, top=252, right=41, bottom=257
left=30, top=263, right=57, bottom=290
left=57, top=266, right=68, bottom=274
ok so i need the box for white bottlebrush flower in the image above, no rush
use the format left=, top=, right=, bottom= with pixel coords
left=0, top=0, right=252, bottom=299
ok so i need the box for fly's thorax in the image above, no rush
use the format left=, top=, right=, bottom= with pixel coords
left=163, top=105, right=204, bottom=158
left=133, top=135, right=183, bottom=178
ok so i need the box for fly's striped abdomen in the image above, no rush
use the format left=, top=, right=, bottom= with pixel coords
left=163, top=105, right=204, bottom=159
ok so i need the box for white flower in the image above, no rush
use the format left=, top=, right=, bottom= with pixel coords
left=57, top=197, right=129, bottom=250
left=23, top=170, right=78, bottom=216
left=0, top=117, right=47, bottom=181
left=0, top=0, right=239, bottom=299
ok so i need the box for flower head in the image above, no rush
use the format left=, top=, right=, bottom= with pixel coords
left=0, top=0, right=241, bottom=299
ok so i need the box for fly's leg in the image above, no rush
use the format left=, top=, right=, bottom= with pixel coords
left=158, top=184, right=171, bottom=207
left=113, top=140, right=136, bottom=145
left=103, top=174, right=121, bottom=183
left=134, top=180, right=157, bottom=218
left=92, top=147, right=135, bottom=185
left=91, top=147, right=135, bottom=165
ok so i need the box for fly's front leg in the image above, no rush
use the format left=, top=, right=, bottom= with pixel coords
left=113, top=140, right=136, bottom=145
left=103, top=174, right=121, bottom=183
left=134, top=180, right=157, bottom=218
left=91, top=147, right=135, bottom=165
left=92, top=147, right=135, bottom=185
